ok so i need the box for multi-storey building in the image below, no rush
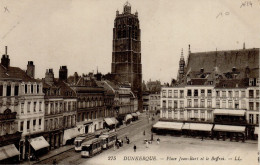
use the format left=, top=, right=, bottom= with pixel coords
left=149, top=93, right=160, bottom=113
left=158, top=47, right=259, bottom=139
left=0, top=47, right=46, bottom=162
left=111, top=2, right=143, bottom=111
left=42, top=67, right=77, bottom=148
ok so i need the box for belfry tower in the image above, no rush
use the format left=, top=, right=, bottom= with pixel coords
left=111, top=2, right=143, bottom=111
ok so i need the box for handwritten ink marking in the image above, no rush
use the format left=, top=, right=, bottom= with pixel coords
left=2, top=21, right=20, bottom=39
left=240, top=1, right=253, bottom=8
left=4, top=7, right=9, bottom=13
left=216, top=11, right=230, bottom=19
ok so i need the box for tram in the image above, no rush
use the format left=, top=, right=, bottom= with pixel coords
left=99, top=132, right=117, bottom=149
left=81, top=138, right=102, bottom=158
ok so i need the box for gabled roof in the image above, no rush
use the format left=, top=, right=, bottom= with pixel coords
left=215, top=79, right=248, bottom=88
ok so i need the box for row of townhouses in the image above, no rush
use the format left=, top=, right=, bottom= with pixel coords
left=158, top=47, right=259, bottom=140
left=0, top=46, right=138, bottom=164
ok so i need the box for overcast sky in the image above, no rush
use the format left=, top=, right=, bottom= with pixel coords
left=0, top=0, right=260, bottom=83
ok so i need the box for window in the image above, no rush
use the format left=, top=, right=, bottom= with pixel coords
left=207, top=111, right=212, bottom=120
left=222, top=100, right=226, bottom=108
left=21, top=103, right=24, bottom=114
left=216, top=91, right=220, bottom=97
left=50, top=102, right=54, bottom=114
left=180, top=111, right=184, bottom=119
left=256, top=90, right=259, bottom=98
left=174, top=111, right=178, bottom=119
left=162, top=90, right=166, bottom=97
left=216, top=100, right=220, bottom=108
left=27, top=102, right=31, bottom=113
left=33, top=119, right=36, bottom=130
left=228, top=100, right=233, bottom=108
left=194, top=110, right=198, bottom=118
left=39, top=119, right=41, bottom=129
left=6, top=85, right=11, bottom=96
left=55, top=102, right=58, bottom=113
left=45, top=103, right=49, bottom=114
left=168, top=110, right=172, bottom=118
left=241, top=91, right=245, bottom=97
left=37, top=85, right=39, bottom=93
left=168, top=100, right=172, bottom=108
left=241, top=100, right=246, bottom=109
left=249, top=102, right=254, bottom=110
left=31, top=85, right=34, bottom=94
left=168, top=90, right=172, bottom=98
left=15, top=85, right=19, bottom=96
left=256, top=114, right=259, bottom=124
left=201, top=111, right=205, bottom=119
left=201, top=99, right=205, bottom=108
left=33, top=102, right=36, bottom=112
left=174, top=101, right=178, bottom=108
left=180, top=101, right=184, bottom=108
left=194, top=99, right=198, bottom=107
left=39, top=102, right=42, bottom=112
left=187, top=90, right=192, bottom=96
left=235, top=101, right=239, bottom=109
left=60, top=102, right=63, bottom=112
left=235, top=91, right=239, bottom=98
left=207, top=90, right=212, bottom=97
left=25, top=84, right=28, bottom=94
left=174, top=90, right=178, bottom=98
left=162, top=100, right=166, bottom=108
left=180, top=90, right=184, bottom=98
left=20, top=121, right=24, bottom=132
left=249, top=114, right=254, bottom=124
left=222, top=91, right=226, bottom=97
left=27, top=120, right=30, bottom=130
left=249, top=90, right=254, bottom=98
left=194, top=90, right=198, bottom=96
left=207, top=99, right=212, bottom=108
left=201, top=89, right=205, bottom=97
left=256, top=102, right=259, bottom=111
left=228, top=91, right=232, bottom=98
left=187, top=111, right=191, bottom=119
left=187, top=99, right=192, bottom=107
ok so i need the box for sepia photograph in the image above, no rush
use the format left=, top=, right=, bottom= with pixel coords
left=0, top=0, right=259, bottom=164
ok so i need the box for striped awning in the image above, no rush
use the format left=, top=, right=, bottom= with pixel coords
left=214, top=109, right=245, bottom=116
left=104, top=118, right=114, bottom=126
left=182, top=123, right=213, bottom=131
left=110, top=117, right=119, bottom=125
left=213, top=125, right=246, bottom=133
left=125, top=114, right=133, bottom=121
left=0, top=144, right=20, bottom=161
left=153, top=121, right=183, bottom=130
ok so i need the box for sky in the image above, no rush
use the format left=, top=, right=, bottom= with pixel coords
left=0, top=0, right=260, bottom=83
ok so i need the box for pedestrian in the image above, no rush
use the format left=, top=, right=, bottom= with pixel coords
left=133, top=145, right=137, bottom=152
left=157, top=138, right=160, bottom=144
left=201, top=135, right=204, bottom=141
left=125, top=136, right=128, bottom=141
left=146, top=141, right=149, bottom=148
left=143, top=130, right=145, bottom=136
left=151, top=133, right=154, bottom=141
left=113, top=142, right=116, bottom=151
left=127, top=138, right=130, bottom=144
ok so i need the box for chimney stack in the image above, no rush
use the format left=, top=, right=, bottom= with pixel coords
left=45, top=69, right=54, bottom=85
left=59, top=66, right=68, bottom=81
left=1, top=46, right=10, bottom=69
left=26, top=61, right=35, bottom=78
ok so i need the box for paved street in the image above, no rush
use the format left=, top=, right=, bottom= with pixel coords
left=34, top=113, right=258, bottom=165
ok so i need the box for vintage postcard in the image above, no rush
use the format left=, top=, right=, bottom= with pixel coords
left=0, top=0, right=259, bottom=165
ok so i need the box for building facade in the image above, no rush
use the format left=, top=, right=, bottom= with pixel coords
left=111, top=2, right=143, bottom=111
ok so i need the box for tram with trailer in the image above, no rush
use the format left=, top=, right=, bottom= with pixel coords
left=74, top=133, right=95, bottom=152
left=81, top=138, right=102, bottom=158
left=99, top=132, right=117, bottom=149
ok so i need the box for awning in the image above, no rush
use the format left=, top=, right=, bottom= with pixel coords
left=153, top=121, right=183, bottom=130
left=30, top=136, right=50, bottom=151
left=214, top=109, right=245, bottom=116
left=0, top=144, right=20, bottom=161
left=213, top=125, right=246, bottom=133
left=63, top=127, right=81, bottom=145
left=136, top=112, right=141, bottom=116
left=182, top=123, right=213, bottom=131
left=125, top=114, right=133, bottom=121
left=110, top=117, right=119, bottom=125
left=104, top=118, right=114, bottom=126
left=131, top=113, right=138, bottom=117
left=254, top=127, right=259, bottom=135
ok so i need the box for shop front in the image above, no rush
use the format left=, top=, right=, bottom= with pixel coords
left=29, top=136, right=50, bottom=159
left=182, top=123, right=213, bottom=138
left=152, top=121, right=183, bottom=135
left=212, top=124, right=246, bottom=142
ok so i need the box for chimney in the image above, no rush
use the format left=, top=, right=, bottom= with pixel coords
left=45, top=69, right=54, bottom=85
left=1, top=46, right=10, bottom=68
left=59, top=66, right=68, bottom=81
left=26, top=61, right=35, bottom=78
left=200, top=68, right=204, bottom=73
left=74, top=72, right=79, bottom=84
